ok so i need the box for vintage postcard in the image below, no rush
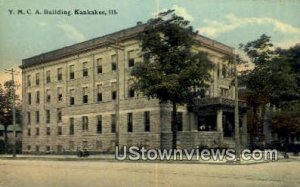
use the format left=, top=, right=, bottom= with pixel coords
left=0, top=0, right=299, bottom=186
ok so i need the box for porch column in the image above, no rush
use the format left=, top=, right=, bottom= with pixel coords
left=189, top=113, right=197, bottom=131
left=241, top=113, right=248, bottom=147
left=216, top=109, right=223, bottom=143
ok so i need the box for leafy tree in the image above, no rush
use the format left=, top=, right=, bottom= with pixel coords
left=240, top=35, right=300, bottom=146
left=273, top=44, right=300, bottom=106
left=0, top=80, right=21, bottom=153
left=270, top=45, right=300, bottom=145
left=239, top=35, right=275, bottom=146
left=131, top=10, right=214, bottom=149
left=271, top=104, right=300, bottom=141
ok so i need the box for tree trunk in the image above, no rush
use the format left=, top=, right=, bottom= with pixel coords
left=172, top=101, right=177, bottom=150
left=249, top=105, right=257, bottom=149
left=284, top=135, right=289, bottom=158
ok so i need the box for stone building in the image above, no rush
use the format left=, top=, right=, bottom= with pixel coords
left=0, top=124, right=22, bottom=144
left=20, top=23, right=248, bottom=154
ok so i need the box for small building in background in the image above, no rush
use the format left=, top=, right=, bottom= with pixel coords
left=0, top=124, right=22, bottom=153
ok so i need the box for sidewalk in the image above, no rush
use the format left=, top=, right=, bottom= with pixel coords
left=0, top=153, right=293, bottom=165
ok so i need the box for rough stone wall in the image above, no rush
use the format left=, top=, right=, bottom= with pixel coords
left=21, top=31, right=235, bottom=154
left=161, top=131, right=221, bottom=149
left=21, top=39, right=163, bottom=154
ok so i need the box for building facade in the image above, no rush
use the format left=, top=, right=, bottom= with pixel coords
left=20, top=24, right=248, bottom=154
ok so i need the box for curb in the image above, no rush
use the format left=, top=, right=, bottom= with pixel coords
left=0, top=156, right=278, bottom=165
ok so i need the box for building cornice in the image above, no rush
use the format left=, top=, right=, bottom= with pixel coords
left=20, top=23, right=234, bottom=69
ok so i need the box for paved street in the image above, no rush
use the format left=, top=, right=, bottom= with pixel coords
left=0, top=159, right=299, bottom=187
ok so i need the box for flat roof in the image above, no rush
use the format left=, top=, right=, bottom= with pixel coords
left=21, top=23, right=234, bottom=69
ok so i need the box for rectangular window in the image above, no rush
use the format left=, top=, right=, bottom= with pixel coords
left=27, top=112, right=31, bottom=125
left=36, top=128, right=39, bottom=136
left=111, top=54, right=117, bottom=71
left=220, top=88, right=228, bottom=97
left=57, top=108, right=62, bottom=123
left=57, top=126, right=62, bottom=135
left=97, top=93, right=102, bottom=102
left=128, top=59, right=135, bottom=67
left=46, top=89, right=51, bottom=102
left=46, top=145, right=51, bottom=151
left=112, top=91, right=117, bottom=100
left=58, top=87, right=63, bottom=101
left=82, top=87, right=88, bottom=104
left=46, top=127, right=51, bottom=135
left=83, top=62, right=88, bottom=77
left=27, top=145, right=31, bottom=151
left=144, top=111, right=150, bottom=132
left=27, top=75, right=31, bottom=87
left=36, top=73, right=40, bottom=85
left=128, top=50, right=135, bottom=67
left=36, top=91, right=40, bottom=104
left=82, top=116, right=88, bottom=130
left=46, top=110, right=50, bottom=124
left=36, top=111, right=40, bottom=124
left=128, top=81, right=135, bottom=98
left=36, top=145, right=39, bottom=152
left=27, top=129, right=31, bottom=136
left=222, top=64, right=227, bottom=78
left=171, top=112, right=183, bottom=132
left=28, top=92, right=31, bottom=105
left=111, top=82, right=117, bottom=100
left=70, top=89, right=75, bottom=105
left=127, top=113, right=133, bottom=132
left=69, top=118, right=74, bottom=135
left=129, top=89, right=135, bottom=98
left=111, top=114, right=116, bottom=133
left=97, top=115, right=102, bottom=133
left=217, top=63, right=221, bottom=78
left=69, top=65, right=75, bottom=80
left=97, top=84, right=102, bottom=102
left=96, top=58, right=103, bottom=74
left=57, top=145, right=63, bottom=153
left=46, top=70, right=51, bottom=83
left=57, top=68, right=63, bottom=81
left=177, top=112, right=183, bottom=131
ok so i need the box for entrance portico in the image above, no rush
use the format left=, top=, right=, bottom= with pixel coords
left=188, top=97, right=248, bottom=148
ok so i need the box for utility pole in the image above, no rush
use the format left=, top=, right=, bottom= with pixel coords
left=4, top=68, right=17, bottom=158
left=156, top=0, right=160, bottom=17
left=107, top=37, right=125, bottom=148
left=234, top=52, right=241, bottom=162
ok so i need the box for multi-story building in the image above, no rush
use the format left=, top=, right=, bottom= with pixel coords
left=20, top=23, right=248, bottom=154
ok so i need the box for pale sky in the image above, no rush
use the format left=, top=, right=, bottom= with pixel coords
left=0, top=0, right=299, bottom=89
